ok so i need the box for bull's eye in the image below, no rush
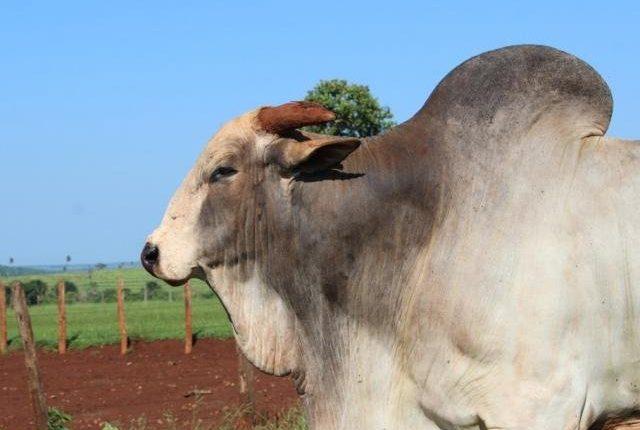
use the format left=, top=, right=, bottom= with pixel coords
left=209, top=166, right=238, bottom=183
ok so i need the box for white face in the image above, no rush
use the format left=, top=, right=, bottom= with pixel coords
left=143, top=111, right=266, bottom=285
left=141, top=102, right=360, bottom=380
left=141, top=102, right=360, bottom=285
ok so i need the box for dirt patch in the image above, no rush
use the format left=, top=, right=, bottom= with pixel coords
left=0, top=339, right=299, bottom=429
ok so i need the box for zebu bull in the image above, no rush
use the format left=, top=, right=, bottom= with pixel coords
left=142, top=45, right=640, bottom=429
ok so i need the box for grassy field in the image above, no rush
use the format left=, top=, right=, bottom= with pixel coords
left=5, top=298, right=233, bottom=350
left=3, top=268, right=234, bottom=350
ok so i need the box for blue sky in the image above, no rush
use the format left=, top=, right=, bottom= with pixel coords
left=1, top=1, right=639, bottom=265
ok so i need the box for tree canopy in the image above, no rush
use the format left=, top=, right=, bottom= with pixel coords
left=304, top=79, right=395, bottom=137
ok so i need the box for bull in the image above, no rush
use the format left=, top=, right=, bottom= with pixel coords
left=142, top=45, right=640, bottom=429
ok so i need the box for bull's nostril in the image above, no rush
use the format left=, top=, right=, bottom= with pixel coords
left=141, top=242, right=160, bottom=273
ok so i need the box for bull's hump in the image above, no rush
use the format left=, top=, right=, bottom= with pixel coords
left=413, top=45, right=613, bottom=141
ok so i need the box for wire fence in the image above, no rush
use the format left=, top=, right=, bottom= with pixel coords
left=0, top=278, right=255, bottom=430
left=2, top=277, right=257, bottom=423
left=0, top=269, right=234, bottom=354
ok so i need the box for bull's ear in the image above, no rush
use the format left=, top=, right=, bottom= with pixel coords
left=268, top=136, right=361, bottom=174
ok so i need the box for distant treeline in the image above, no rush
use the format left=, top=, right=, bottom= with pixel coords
left=0, top=265, right=43, bottom=277
left=2, top=279, right=215, bottom=306
left=0, top=261, right=140, bottom=277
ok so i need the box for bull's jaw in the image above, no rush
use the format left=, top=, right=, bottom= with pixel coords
left=204, top=266, right=300, bottom=376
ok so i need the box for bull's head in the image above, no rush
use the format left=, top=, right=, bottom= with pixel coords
left=142, top=101, right=360, bottom=376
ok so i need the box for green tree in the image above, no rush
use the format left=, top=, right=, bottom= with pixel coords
left=304, top=79, right=395, bottom=137
left=43, top=281, right=78, bottom=304
left=63, top=281, right=78, bottom=293
left=22, top=280, right=48, bottom=305
left=145, top=281, right=164, bottom=300
left=86, top=283, right=103, bottom=303
left=102, top=288, right=118, bottom=302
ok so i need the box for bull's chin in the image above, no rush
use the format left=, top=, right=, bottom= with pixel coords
left=153, top=265, right=204, bottom=287
left=162, top=277, right=189, bottom=287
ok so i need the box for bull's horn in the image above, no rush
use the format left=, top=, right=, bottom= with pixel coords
left=257, top=101, right=335, bottom=134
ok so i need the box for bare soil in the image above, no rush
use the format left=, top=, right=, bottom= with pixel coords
left=5, top=339, right=640, bottom=430
left=1, top=339, right=299, bottom=429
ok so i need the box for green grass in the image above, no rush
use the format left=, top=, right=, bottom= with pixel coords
left=5, top=297, right=233, bottom=350
left=217, top=406, right=308, bottom=430
left=2, top=267, right=235, bottom=349
left=101, top=404, right=307, bottom=430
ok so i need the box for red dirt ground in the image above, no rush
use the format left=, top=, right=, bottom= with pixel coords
left=1, top=339, right=299, bottom=430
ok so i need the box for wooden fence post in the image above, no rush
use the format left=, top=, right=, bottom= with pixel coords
left=57, top=281, right=66, bottom=354
left=117, top=278, right=128, bottom=355
left=237, top=345, right=256, bottom=422
left=13, top=282, right=48, bottom=429
left=0, top=280, right=7, bottom=354
left=184, top=282, right=192, bottom=354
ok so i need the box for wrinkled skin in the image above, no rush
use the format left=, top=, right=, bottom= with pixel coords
left=145, top=46, right=640, bottom=429
left=147, top=110, right=364, bottom=378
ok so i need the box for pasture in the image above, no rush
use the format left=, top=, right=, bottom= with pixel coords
left=4, top=299, right=233, bottom=350
left=2, top=268, right=234, bottom=350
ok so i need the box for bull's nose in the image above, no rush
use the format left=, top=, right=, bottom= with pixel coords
left=141, top=242, right=159, bottom=274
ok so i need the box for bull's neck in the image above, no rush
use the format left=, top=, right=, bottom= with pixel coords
left=260, top=121, right=441, bottom=344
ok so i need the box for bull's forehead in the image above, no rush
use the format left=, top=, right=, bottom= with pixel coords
left=203, top=108, right=273, bottom=161
left=214, top=110, right=260, bottom=142
left=198, top=109, right=271, bottom=164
